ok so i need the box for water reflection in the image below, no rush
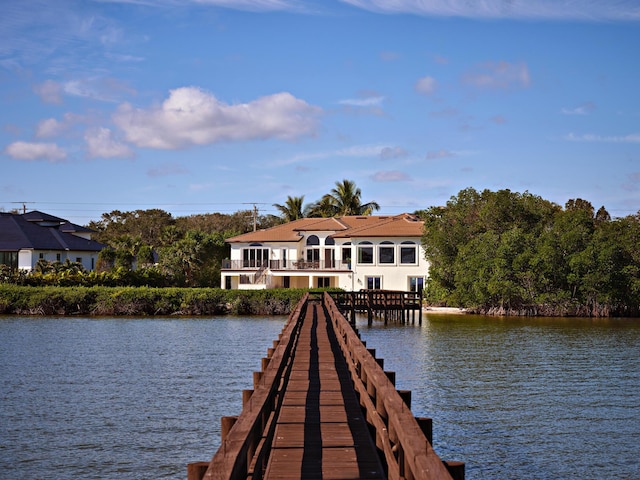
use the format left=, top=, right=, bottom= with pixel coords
left=1, top=314, right=638, bottom=479
left=356, top=314, right=640, bottom=479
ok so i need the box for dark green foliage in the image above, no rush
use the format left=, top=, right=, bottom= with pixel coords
left=422, top=188, right=640, bottom=316
left=0, top=285, right=309, bottom=316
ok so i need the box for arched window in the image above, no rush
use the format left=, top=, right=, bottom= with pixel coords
left=306, top=235, right=320, bottom=264
left=324, top=237, right=335, bottom=246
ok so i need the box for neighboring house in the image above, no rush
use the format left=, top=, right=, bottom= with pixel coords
left=0, top=210, right=107, bottom=272
left=221, top=213, right=427, bottom=292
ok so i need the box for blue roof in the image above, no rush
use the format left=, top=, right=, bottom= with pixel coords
left=0, top=212, right=106, bottom=252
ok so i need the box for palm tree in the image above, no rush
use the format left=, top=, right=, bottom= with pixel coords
left=273, top=195, right=306, bottom=222
left=320, top=179, right=380, bottom=216
left=305, top=195, right=336, bottom=218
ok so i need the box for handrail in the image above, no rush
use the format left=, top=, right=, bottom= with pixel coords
left=201, top=293, right=309, bottom=480
left=323, top=292, right=455, bottom=480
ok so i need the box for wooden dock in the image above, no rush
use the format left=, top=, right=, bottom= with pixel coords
left=330, top=290, right=423, bottom=325
left=189, top=293, right=463, bottom=480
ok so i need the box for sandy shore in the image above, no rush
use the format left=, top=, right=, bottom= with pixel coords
left=422, top=306, right=468, bottom=315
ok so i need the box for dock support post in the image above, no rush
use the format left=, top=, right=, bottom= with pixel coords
left=187, top=462, right=209, bottom=480
left=443, top=460, right=465, bottom=480
left=221, top=416, right=238, bottom=442
left=416, top=417, right=433, bottom=445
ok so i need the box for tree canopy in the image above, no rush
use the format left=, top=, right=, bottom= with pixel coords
left=421, top=188, right=640, bottom=316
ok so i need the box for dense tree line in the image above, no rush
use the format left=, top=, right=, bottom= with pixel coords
left=4, top=179, right=379, bottom=289
left=420, top=188, right=640, bottom=316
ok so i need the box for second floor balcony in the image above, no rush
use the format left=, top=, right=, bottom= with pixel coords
left=222, top=259, right=352, bottom=271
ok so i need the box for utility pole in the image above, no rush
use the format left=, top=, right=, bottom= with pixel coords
left=253, top=204, right=258, bottom=231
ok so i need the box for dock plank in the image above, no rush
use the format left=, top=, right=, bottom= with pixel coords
left=263, top=302, right=385, bottom=480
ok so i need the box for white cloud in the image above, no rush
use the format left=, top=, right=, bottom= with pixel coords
left=113, top=87, right=321, bottom=149
left=36, top=118, right=65, bottom=138
left=463, top=61, right=530, bottom=90
left=4, top=141, right=67, bottom=162
left=415, top=76, right=437, bottom=95
left=84, top=127, right=134, bottom=158
left=338, top=0, right=640, bottom=21
left=564, top=132, right=640, bottom=143
left=561, top=102, right=596, bottom=115
left=35, top=113, right=83, bottom=138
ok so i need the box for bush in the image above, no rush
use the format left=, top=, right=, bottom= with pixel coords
left=0, top=285, right=311, bottom=316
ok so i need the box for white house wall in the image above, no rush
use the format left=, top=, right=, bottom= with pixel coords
left=18, top=249, right=100, bottom=272
left=224, top=234, right=428, bottom=292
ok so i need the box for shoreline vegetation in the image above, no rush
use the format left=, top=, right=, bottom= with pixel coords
left=2, top=285, right=637, bottom=318
left=0, top=285, right=310, bottom=317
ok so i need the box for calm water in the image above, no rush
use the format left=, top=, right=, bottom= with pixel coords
left=1, top=314, right=639, bottom=479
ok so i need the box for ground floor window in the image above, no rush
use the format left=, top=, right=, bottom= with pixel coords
left=0, top=251, right=18, bottom=269
left=409, top=276, right=424, bottom=294
left=316, top=277, right=330, bottom=288
left=366, top=276, right=382, bottom=290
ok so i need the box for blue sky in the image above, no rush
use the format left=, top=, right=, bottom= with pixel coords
left=1, top=0, right=639, bottom=225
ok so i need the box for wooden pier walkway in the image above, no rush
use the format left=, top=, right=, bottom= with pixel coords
left=189, top=293, right=463, bottom=480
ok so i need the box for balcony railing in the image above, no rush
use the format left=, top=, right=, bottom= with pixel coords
left=222, top=259, right=352, bottom=271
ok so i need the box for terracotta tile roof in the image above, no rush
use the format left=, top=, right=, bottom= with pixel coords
left=331, top=214, right=423, bottom=238
left=225, top=213, right=423, bottom=243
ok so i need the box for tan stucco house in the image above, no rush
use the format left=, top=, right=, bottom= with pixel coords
left=221, top=213, right=427, bottom=292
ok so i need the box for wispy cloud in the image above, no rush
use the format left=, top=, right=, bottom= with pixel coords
left=380, top=146, right=409, bottom=160
left=272, top=144, right=391, bottom=167
left=148, top=163, right=190, bottom=177
left=415, top=76, right=437, bottom=95
left=371, top=170, right=410, bottom=182
left=338, top=0, right=640, bottom=21
left=564, top=132, right=640, bottom=143
left=463, top=61, right=530, bottom=90
left=561, top=102, right=596, bottom=115
left=113, top=87, right=322, bottom=149
left=338, top=95, right=385, bottom=107
left=426, top=149, right=457, bottom=160
left=379, top=50, right=401, bottom=61
left=33, top=80, right=63, bottom=104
